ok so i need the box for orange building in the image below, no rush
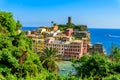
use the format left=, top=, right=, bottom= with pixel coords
left=52, top=25, right=58, bottom=31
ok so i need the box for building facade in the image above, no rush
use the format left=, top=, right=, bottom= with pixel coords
left=32, top=37, right=45, bottom=54
left=45, top=37, right=88, bottom=58
left=64, top=41, right=83, bottom=58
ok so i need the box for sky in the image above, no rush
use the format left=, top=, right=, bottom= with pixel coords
left=0, top=0, right=120, bottom=28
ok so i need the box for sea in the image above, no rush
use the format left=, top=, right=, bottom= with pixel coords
left=21, top=27, right=120, bottom=55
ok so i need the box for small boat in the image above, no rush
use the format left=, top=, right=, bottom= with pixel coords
left=68, top=70, right=77, bottom=76
left=107, top=34, right=111, bottom=37
left=61, top=69, right=67, bottom=71
left=107, top=34, right=120, bottom=38
left=69, top=69, right=75, bottom=72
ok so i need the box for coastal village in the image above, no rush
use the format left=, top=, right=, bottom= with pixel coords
left=1, top=11, right=120, bottom=79
left=19, top=17, right=106, bottom=59
left=1, top=0, right=120, bottom=79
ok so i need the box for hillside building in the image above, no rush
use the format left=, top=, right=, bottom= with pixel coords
left=45, top=37, right=89, bottom=58
left=88, top=43, right=106, bottom=54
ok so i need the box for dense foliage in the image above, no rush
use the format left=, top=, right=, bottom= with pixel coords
left=72, top=50, right=120, bottom=80
left=0, top=11, right=43, bottom=79
left=58, top=24, right=74, bottom=31
left=58, top=24, right=88, bottom=31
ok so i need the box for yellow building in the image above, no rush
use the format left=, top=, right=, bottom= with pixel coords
left=32, top=37, right=45, bottom=53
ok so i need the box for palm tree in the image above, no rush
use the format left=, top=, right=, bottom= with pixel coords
left=40, top=47, right=60, bottom=72
left=51, top=21, right=54, bottom=27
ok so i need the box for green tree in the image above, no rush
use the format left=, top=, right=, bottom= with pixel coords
left=110, top=46, right=120, bottom=62
left=73, top=53, right=111, bottom=79
left=16, top=20, right=22, bottom=30
left=0, top=11, right=43, bottom=79
left=40, top=47, right=60, bottom=72
left=0, top=12, right=17, bottom=34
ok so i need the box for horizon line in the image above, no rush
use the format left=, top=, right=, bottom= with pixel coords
left=22, top=26, right=120, bottom=29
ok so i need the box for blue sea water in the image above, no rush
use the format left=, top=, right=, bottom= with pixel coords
left=21, top=27, right=120, bottom=54
left=21, top=27, right=39, bottom=31
left=89, top=28, right=120, bottom=54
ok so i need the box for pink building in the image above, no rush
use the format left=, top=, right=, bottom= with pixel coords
left=45, top=37, right=64, bottom=55
left=31, top=30, right=37, bottom=35
left=64, top=41, right=84, bottom=58
left=82, top=38, right=88, bottom=54
left=65, top=28, right=73, bottom=36
left=45, top=37, right=55, bottom=44
left=45, top=37, right=89, bottom=58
